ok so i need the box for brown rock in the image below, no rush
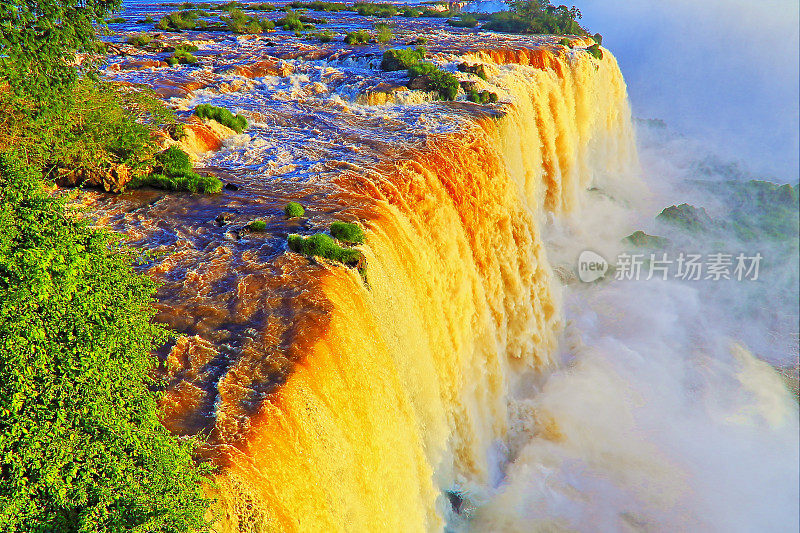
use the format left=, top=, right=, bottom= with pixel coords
left=54, top=164, right=134, bottom=193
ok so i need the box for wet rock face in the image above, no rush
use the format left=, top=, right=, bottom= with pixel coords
left=55, top=164, right=134, bottom=193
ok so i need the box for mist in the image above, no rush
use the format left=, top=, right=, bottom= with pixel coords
left=574, top=0, right=800, bottom=181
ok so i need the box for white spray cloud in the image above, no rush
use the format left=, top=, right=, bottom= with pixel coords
left=575, top=0, right=800, bottom=181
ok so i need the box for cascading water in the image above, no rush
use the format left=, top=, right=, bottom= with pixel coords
left=203, top=48, right=643, bottom=532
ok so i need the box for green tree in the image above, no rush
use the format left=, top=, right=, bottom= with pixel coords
left=0, top=154, right=212, bottom=532
left=0, top=0, right=121, bottom=98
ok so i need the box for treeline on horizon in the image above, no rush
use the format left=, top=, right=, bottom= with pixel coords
left=0, top=1, right=215, bottom=531
left=124, top=0, right=590, bottom=36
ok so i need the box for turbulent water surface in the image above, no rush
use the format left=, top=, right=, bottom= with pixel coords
left=80, top=2, right=800, bottom=531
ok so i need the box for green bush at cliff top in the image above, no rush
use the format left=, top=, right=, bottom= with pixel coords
left=0, top=154, right=213, bottom=532
left=330, top=221, right=366, bottom=244
left=587, top=43, right=603, bottom=60
left=288, top=233, right=364, bottom=267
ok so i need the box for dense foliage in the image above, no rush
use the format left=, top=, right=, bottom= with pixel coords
left=0, top=0, right=120, bottom=98
left=0, top=79, right=173, bottom=181
left=483, top=0, right=585, bottom=35
left=0, top=154, right=212, bottom=532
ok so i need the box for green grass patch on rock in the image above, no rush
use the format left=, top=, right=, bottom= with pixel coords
left=126, top=33, right=154, bottom=46
left=457, top=62, right=487, bottom=80
left=587, top=43, right=603, bottom=60
left=246, top=219, right=267, bottom=231
left=330, top=221, right=365, bottom=244
left=167, top=49, right=199, bottom=65
left=134, top=146, right=223, bottom=193
left=355, top=2, right=397, bottom=18
left=344, top=29, right=371, bottom=45
left=284, top=201, right=305, bottom=218
left=407, top=62, right=459, bottom=100
left=287, top=233, right=364, bottom=268
left=447, top=15, right=478, bottom=28
left=381, top=47, right=425, bottom=71
left=465, top=88, right=498, bottom=104
left=193, top=103, right=248, bottom=133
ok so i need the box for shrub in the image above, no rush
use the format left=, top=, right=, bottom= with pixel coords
left=381, top=47, right=425, bottom=71
left=344, top=30, right=371, bottom=44
left=223, top=8, right=275, bottom=33
left=167, top=49, right=199, bottom=65
left=592, top=32, right=602, bottom=45
left=587, top=43, right=603, bottom=60
left=173, top=42, right=199, bottom=53
left=169, top=123, right=187, bottom=140
left=144, top=172, right=223, bottom=193
left=355, top=2, right=397, bottom=17
left=457, top=62, right=487, bottom=80
left=248, top=2, right=278, bottom=10
left=137, top=15, right=155, bottom=23
left=287, top=233, right=364, bottom=267
left=193, top=103, right=248, bottom=133
left=0, top=78, right=174, bottom=180
left=126, top=33, right=154, bottom=46
left=447, top=15, right=478, bottom=28
left=375, top=22, right=393, bottom=43
left=408, top=62, right=459, bottom=100
left=401, top=7, right=420, bottom=17
left=284, top=201, right=305, bottom=218
left=107, top=16, right=127, bottom=24
left=135, top=147, right=223, bottom=193
left=311, top=30, right=335, bottom=42
left=466, top=88, right=498, bottom=104
left=481, top=11, right=529, bottom=33
left=287, top=1, right=348, bottom=11
left=156, top=10, right=203, bottom=31
left=156, top=145, right=192, bottom=176
left=0, top=154, right=212, bottom=532
left=558, top=37, right=572, bottom=47
left=246, top=219, right=267, bottom=231
left=276, top=11, right=308, bottom=31
left=331, top=221, right=365, bottom=244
